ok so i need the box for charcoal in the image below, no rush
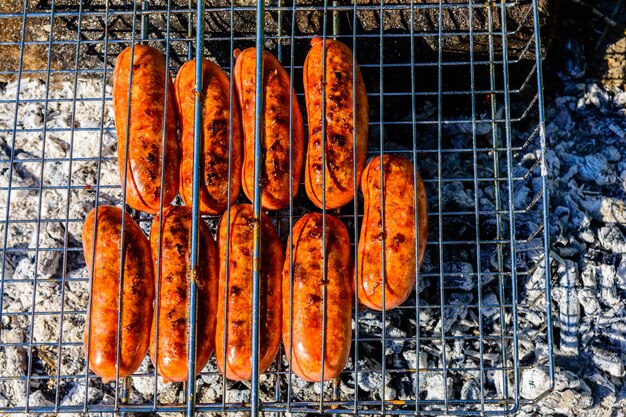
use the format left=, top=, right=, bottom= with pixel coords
left=442, top=262, right=474, bottom=291
left=28, top=222, right=65, bottom=279
left=434, top=293, right=472, bottom=334
left=564, top=38, right=586, bottom=79
left=61, top=380, right=104, bottom=406
left=597, top=226, right=626, bottom=253
left=553, top=257, right=580, bottom=355
left=588, top=342, right=625, bottom=378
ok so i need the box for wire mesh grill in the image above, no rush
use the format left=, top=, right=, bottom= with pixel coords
left=0, top=0, right=554, bottom=415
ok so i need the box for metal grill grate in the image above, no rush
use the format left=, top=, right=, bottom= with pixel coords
left=0, top=1, right=554, bottom=415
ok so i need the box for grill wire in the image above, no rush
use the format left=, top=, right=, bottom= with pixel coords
left=0, top=0, right=554, bottom=415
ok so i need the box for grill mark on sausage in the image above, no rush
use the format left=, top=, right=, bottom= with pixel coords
left=390, top=233, right=406, bottom=252
left=129, top=277, right=142, bottom=295
left=171, top=318, right=186, bottom=330
left=330, top=134, right=346, bottom=147
left=306, top=293, right=322, bottom=305
left=123, top=321, right=139, bottom=333
left=210, top=119, right=227, bottom=136
left=293, top=263, right=307, bottom=282
left=175, top=286, right=187, bottom=302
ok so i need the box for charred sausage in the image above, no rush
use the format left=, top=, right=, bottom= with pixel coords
left=149, top=206, right=218, bottom=382
left=357, top=155, right=428, bottom=310
left=82, top=206, right=154, bottom=382
left=175, top=59, right=243, bottom=215
left=233, top=48, right=304, bottom=211
left=282, top=213, right=352, bottom=382
left=304, top=38, right=368, bottom=209
left=215, top=204, right=283, bottom=380
left=113, top=45, right=179, bottom=214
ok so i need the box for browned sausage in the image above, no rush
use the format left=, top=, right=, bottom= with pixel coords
left=282, top=213, right=352, bottom=382
left=149, top=206, right=218, bottom=382
left=82, top=206, right=154, bottom=382
left=233, top=48, right=304, bottom=211
left=175, top=59, right=243, bottom=215
left=304, top=38, right=368, bottom=210
left=113, top=45, right=179, bottom=214
left=357, top=155, right=428, bottom=310
left=215, top=204, right=283, bottom=380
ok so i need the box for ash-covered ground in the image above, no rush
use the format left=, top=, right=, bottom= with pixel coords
left=519, top=1, right=626, bottom=416
left=0, top=1, right=625, bottom=416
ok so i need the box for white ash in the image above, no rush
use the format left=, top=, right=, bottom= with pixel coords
left=355, top=364, right=396, bottom=400
left=0, top=75, right=121, bottom=411
left=0, top=22, right=599, bottom=417
left=520, top=367, right=552, bottom=400
left=534, top=15, right=626, bottom=413
left=418, top=372, right=453, bottom=401
left=61, top=379, right=104, bottom=406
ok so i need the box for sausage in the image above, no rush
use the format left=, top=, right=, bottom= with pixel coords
left=113, top=45, right=179, bottom=214
left=175, top=59, right=243, bottom=215
left=215, top=204, right=283, bottom=380
left=357, top=155, right=428, bottom=310
left=282, top=213, right=352, bottom=382
left=304, top=38, right=368, bottom=210
left=149, top=206, right=218, bottom=382
left=82, top=206, right=154, bottom=382
left=233, top=48, right=304, bottom=211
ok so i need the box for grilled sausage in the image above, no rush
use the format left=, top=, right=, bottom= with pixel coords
left=233, top=48, right=304, bottom=211
left=113, top=45, right=179, bottom=214
left=215, top=204, right=283, bottom=380
left=82, top=206, right=154, bottom=382
left=175, top=59, right=243, bottom=215
left=357, top=155, right=428, bottom=310
left=282, top=213, right=352, bottom=382
left=149, top=206, right=218, bottom=382
left=304, top=38, right=368, bottom=210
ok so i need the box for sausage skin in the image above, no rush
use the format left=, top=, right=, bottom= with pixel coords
left=82, top=206, right=154, bottom=382
left=304, top=38, right=368, bottom=210
left=282, top=213, right=352, bottom=382
left=216, top=204, right=283, bottom=380
left=149, top=206, right=218, bottom=382
left=233, top=48, right=304, bottom=211
left=357, top=155, right=428, bottom=310
left=175, top=59, right=243, bottom=215
left=113, top=45, right=179, bottom=214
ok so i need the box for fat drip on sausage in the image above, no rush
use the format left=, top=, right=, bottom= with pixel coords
left=112, top=45, right=179, bottom=214
left=82, top=206, right=154, bottom=382
left=149, top=206, right=218, bottom=382
left=357, top=155, right=428, bottom=310
left=216, top=204, right=283, bottom=380
left=282, top=213, right=353, bottom=382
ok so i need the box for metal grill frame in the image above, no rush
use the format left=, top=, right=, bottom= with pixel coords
left=0, top=0, right=554, bottom=415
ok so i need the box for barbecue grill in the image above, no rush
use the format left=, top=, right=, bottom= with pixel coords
left=0, top=0, right=555, bottom=415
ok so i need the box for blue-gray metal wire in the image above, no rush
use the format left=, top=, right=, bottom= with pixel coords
left=250, top=2, right=266, bottom=417
left=0, top=0, right=554, bottom=415
left=186, top=1, right=206, bottom=415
